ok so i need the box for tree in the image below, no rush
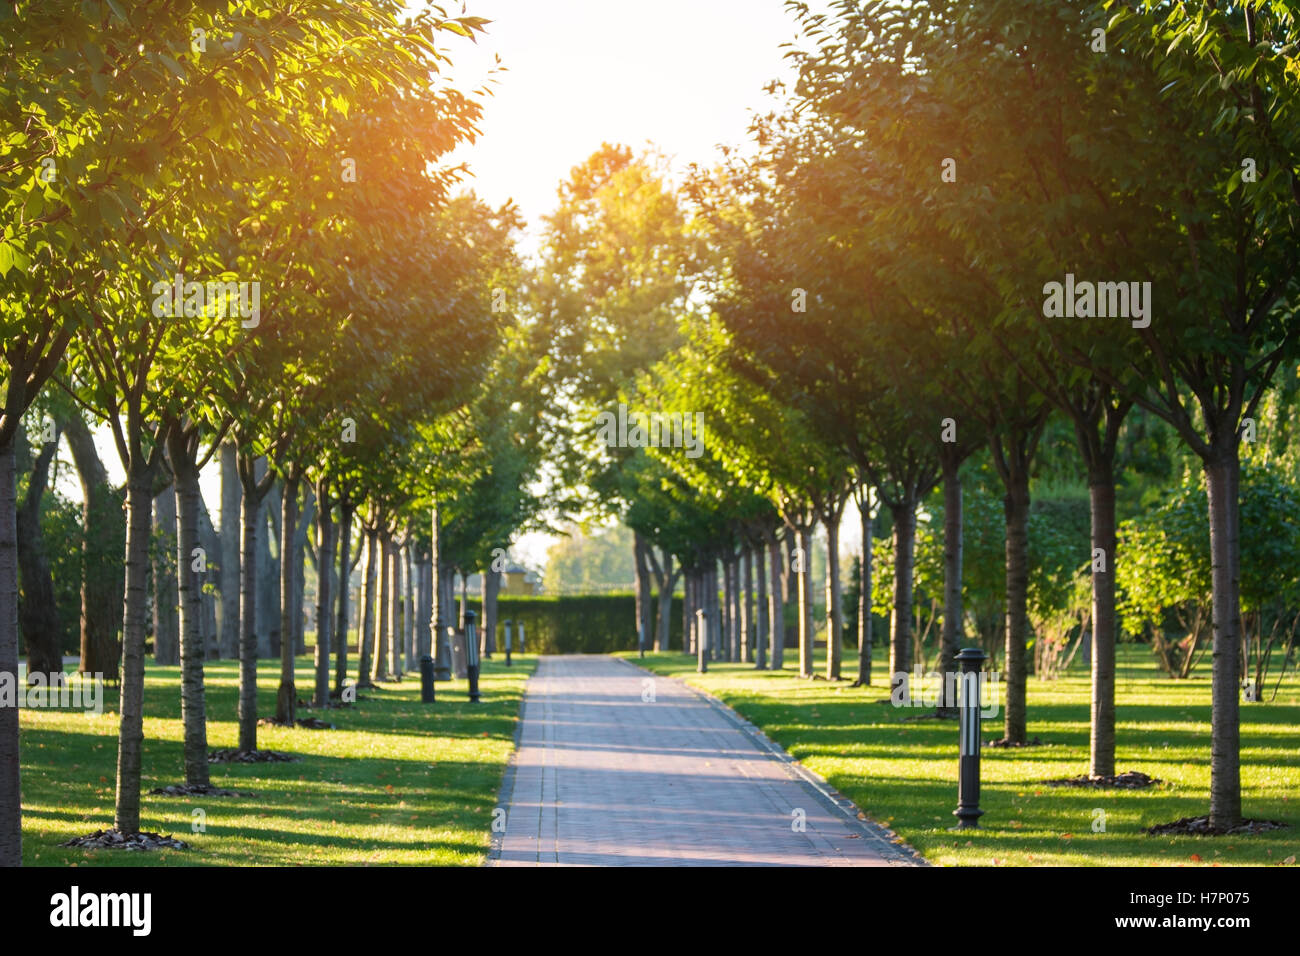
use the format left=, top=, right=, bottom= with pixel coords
left=531, top=144, right=706, bottom=640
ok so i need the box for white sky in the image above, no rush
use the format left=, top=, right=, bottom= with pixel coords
left=441, top=0, right=807, bottom=251
left=59, top=2, right=870, bottom=573
left=444, top=0, right=824, bottom=566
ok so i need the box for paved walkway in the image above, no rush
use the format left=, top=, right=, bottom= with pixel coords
left=491, top=655, right=923, bottom=866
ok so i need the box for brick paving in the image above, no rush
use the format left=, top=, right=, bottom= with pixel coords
left=491, top=655, right=924, bottom=866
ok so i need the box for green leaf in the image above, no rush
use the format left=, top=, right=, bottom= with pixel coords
left=159, top=54, right=186, bottom=80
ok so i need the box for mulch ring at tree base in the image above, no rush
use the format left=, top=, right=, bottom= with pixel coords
left=987, top=736, right=1048, bottom=748
left=1042, top=770, right=1163, bottom=790
left=60, top=830, right=189, bottom=851
left=1145, top=816, right=1290, bottom=837
left=207, top=748, right=300, bottom=764
left=147, top=783, right=255, bottom=797
left=257, top=716, right=336, bottom=730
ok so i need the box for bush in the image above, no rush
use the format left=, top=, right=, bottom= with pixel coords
left=1117, top=461, right=1300, bottom=682
left=494, top=593, right=683, bottom=654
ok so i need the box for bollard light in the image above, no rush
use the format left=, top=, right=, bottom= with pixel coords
left=465, top=609, right=481, bottom=703
left=517, top=622, right=525, bottom=654
left=695, top=608, right=707, bottom=674
left=638, top=620, right=645, bottom=659
left=503, top=619, right=513, bottom=667
left=420, top=653, right=436, bottom=703
left=953, top=646, right=987, bottom=828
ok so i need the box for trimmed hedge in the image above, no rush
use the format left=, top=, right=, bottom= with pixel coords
left=487, top=593, right=684, bottom=655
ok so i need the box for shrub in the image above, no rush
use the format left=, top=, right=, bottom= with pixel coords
left=494, top=593, right=683, bottom=654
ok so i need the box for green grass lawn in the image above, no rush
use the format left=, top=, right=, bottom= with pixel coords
left=19, top=653, right=535, bottom=866
left=626, top=645, right=1300, bottom=867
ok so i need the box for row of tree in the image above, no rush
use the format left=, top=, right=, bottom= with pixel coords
left=547, top=0, right=1298, bottom=835
left=0, top=0, right=558, bottom=866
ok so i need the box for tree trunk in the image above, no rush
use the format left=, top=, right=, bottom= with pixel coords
left=702, top=565, right=712, bottom=660
left=728, top=548, right=738, bottom=660
left=256, top=474, right=277, bottom=659
left=856, top=489, right=873, bottom=686
left=431, top=505, right=450, bottom=670
left=0, top=437, right=24, bottom=865
left=219, top=441, right=241, bottom=659
left=783, top=527, right=796, bottom=605
left=388, top=538, right=403, bottom=678
left=825, top=512, right=843, bottom=681
left=275, top=474, right=300, bottom=723
left=1205, top=451, right=1242, bottom=829
left=730, top=553, right=742, bottom=662
left=633, top=532, right=652, bottom=652
left=438, top=565, right=454, bottom=666
left=709, top=561, right=722, bottom=662
left=692, top=571, right=704, bottom=667
left=656, top=552, right=674, bottom=653
left=152, top=489, right=179, bottom=666
left=684, top=568, right=695, bottom=654
left=1002, top=471, right=1031, bottom=745
left=403, top=543, right=415, bottom=670
left=415, top=550, right=430, bottom=658
left=15, top=423, right=63, bottom=680
left=391, top=537, right=405, bottom=677
left=237, top=452, right=272, bottom=753
left=114, top=473, right=155, bottom=834
left=357, top=526, right=378, bottom=688
left=798, top=525, right=814, bottom=677
left=268, top=482, right=282, bottom=659
left=459, top=571, right=467, bottom=634
left=742, top=547, right=754, bottom=663
left=767, top=533, right=784, bottom=671
left=754, top=545, right=767, bottom=669
left=938, top=456, right=963, bottom=711
left=889, top=499, right=917, bottom=700
left=197, top=494, right=220, bottom=660
left=168, top=431, right=210, bottom=788
left=386, top=539, right=399, bottom=676
left=1088, top=465, right=1117, bottom=777
left=60, top=412, right=122, bottom=681
left=483, top=561, right=500, bottom=661
left=314, top=481, right=334, bottom=708
left=714, top=558, right=725, bottom=660
left=293, top=486, right=312, bottom=657
left=373, top=533, right=391, bottom=682
left=333, top=498, right=353, bottom=695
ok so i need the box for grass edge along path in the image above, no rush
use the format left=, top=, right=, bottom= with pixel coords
left=19, top=654, right=536, bottom=866
left=626, top=646, right=1300, bottom=867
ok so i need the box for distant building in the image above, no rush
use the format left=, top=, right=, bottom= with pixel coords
left=502, top=564, right=542, bottom=596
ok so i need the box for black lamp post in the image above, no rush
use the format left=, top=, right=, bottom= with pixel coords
left=503, top=618, right=513, bottom=667
left=465, top=609, right=481, bottom=703
left=953, top=646, right=986, bottom=828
